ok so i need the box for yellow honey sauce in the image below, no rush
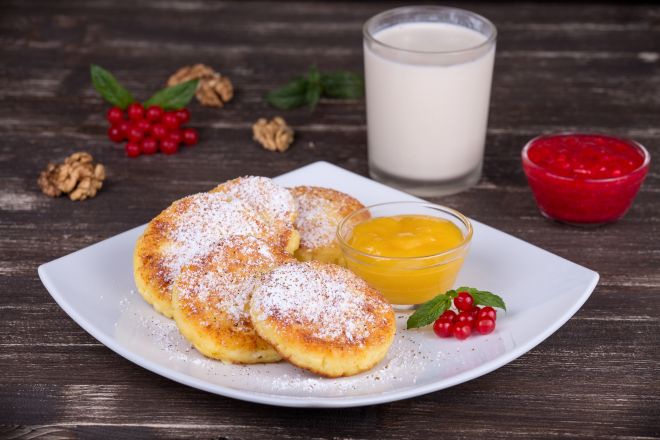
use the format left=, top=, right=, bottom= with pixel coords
left=342, top=214, right=471, bottom=305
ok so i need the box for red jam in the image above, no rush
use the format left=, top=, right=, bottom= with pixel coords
left=522, top=134, right=650, bottom=224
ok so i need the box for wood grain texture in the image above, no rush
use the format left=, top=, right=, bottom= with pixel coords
left=1, top=1, right=659, bottom=439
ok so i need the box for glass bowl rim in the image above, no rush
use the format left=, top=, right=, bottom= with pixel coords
left=362, top=5, right=497, bottom=56
left=336, top=201, right=473, bottom=262
left=521, top=132, right=651, bottom=184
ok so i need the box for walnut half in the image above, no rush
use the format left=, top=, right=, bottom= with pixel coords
left=252, top=117, right=294, bottom=152
left=38, top=152, right=106, bottom=201
left=167, top=64, right=234, bottom=108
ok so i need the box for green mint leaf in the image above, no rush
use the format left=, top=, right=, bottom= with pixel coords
left=307, top=65, right=321, bottom=83
left=320, top=71, right=364, bottom=99
left=457, top=286, right=507, bottom=311
left=306, top=66, right=321, bottom=110
left=472, top=291, right=507, bottom=311
left=266, top=67, right=364, bottom=110
left=266, top=77, right=309, bottom=109
left=90, top=64, right=134, bottom=109
left=144, top=79, right=199, bottom=110
left=407, top=294, right=451, bottom=329
left=306, top=82, right=321, bottom=110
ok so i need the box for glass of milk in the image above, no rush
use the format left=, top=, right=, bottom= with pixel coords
left=363, top=6, right=497, bottom=196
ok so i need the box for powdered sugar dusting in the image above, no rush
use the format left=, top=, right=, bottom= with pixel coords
left=118, top=289, right=510, bottom=398
left=160, top=192, right=270, bottom=285
left=175, top=236, right=289, bottom=325
left=251, top=262, right=390, bottom=344
left=294, top=194, right=337, bottom=248
left=215, top=176, right=297, bottom=226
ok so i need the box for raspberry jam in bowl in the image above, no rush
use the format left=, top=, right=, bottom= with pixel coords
left=522, top=133, right=650, bottom=225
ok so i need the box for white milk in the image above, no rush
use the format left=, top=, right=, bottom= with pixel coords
left=364, top=22, right=495, bottom=183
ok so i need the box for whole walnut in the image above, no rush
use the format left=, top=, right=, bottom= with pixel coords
left=252, top=117, right=294, bottom=152
left=38, top=152, right=106, bottom=201
left=167, top=64, right=233, bottom=107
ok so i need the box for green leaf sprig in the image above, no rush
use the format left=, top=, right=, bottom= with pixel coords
left=266, top=66, right=364, bottom=110
left=90, top=64, right=198, bottom=110
left=90, top=64, right=135, bottom=109
left=407, top=287, right=506, bottom=330
left=144, top=79, right=199, bottom=110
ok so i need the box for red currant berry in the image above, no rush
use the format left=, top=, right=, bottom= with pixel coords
left=469, top=307, right=481, bottom=327
left=162, top=112, right=180, bottom=130
left=145, top=105, right=164, bottom=122
left=160, top=139, right=178, bottom=155
left=127, top=103, right=145, bottom=121
left=127, top=127, right=144, bottom=143
left=125, top=142, right=141, bottom=157
left=174, top=108, right=191, bottom=124
left=456, top=311, right=475, bottom=328
left=168, top=129, right=183, bottom=146
left=476, top=318, right=496, bottom=335
left=438, top=310, right=457, bottom=323
left=182, top=128, right=199, bottom=146
left=433, top=320, right=454, bottom=338
left=108, top=125, right=124, bottom=142
left=151, top=123, right=168, bottom=140
left=141, top=138, right=158, bottom=155
left=453, top=323, right=472, bottom=340
left=454, top=291, right=474, bottom=312
left=477, top=306, right=497, bottom=322
left=117, top=120, right=131, bottom=137
left=106, top=107, right=124, bottom=125
left=136, top=119, right=151, bottom=133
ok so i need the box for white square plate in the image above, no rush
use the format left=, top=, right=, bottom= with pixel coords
left=38, top=161, right=598, bottom=408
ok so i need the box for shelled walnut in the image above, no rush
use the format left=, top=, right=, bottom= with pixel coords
left=252, top=117, right=294, bottom=152
left=37, top=152, right=106, bottom=201
left=167, top=64, right=233, bottom=107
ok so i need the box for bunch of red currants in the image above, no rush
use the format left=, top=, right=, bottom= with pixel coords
left=433, top=291, right=497, bottom=340
left=106, top=103, right=199, bottom=157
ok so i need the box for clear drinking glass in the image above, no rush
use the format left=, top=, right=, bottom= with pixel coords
left=363, top=6, right=497, bottom=196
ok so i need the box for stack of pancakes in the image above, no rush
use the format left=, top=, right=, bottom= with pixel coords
left=134, top=176, right=396, bottom=377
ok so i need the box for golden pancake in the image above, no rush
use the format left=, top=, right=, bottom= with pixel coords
left=290, top=186, right=366, bottom=266
left=133, top=192, right=278, bottom=318
left=211, top=176, right=299, bottom=253
left=249, top=261, right=396, bottom=377
left=172, top=235, right=293, bottom=364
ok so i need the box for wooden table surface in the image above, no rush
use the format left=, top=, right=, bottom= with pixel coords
left=1, top=1, right=658, bottom=439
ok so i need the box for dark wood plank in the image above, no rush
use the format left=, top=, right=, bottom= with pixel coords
left=1, top=1, right=659, bottom=439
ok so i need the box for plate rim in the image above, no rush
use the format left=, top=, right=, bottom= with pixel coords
left=38, top=161, right=600, bottom=408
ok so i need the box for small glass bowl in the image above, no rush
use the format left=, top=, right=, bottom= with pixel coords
left=521, top=133, right=651, bottom=225
left=337, top=201, right=473, bottom=309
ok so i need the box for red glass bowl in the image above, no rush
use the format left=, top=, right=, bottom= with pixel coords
left=521, top=133, right=650, bottom=225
